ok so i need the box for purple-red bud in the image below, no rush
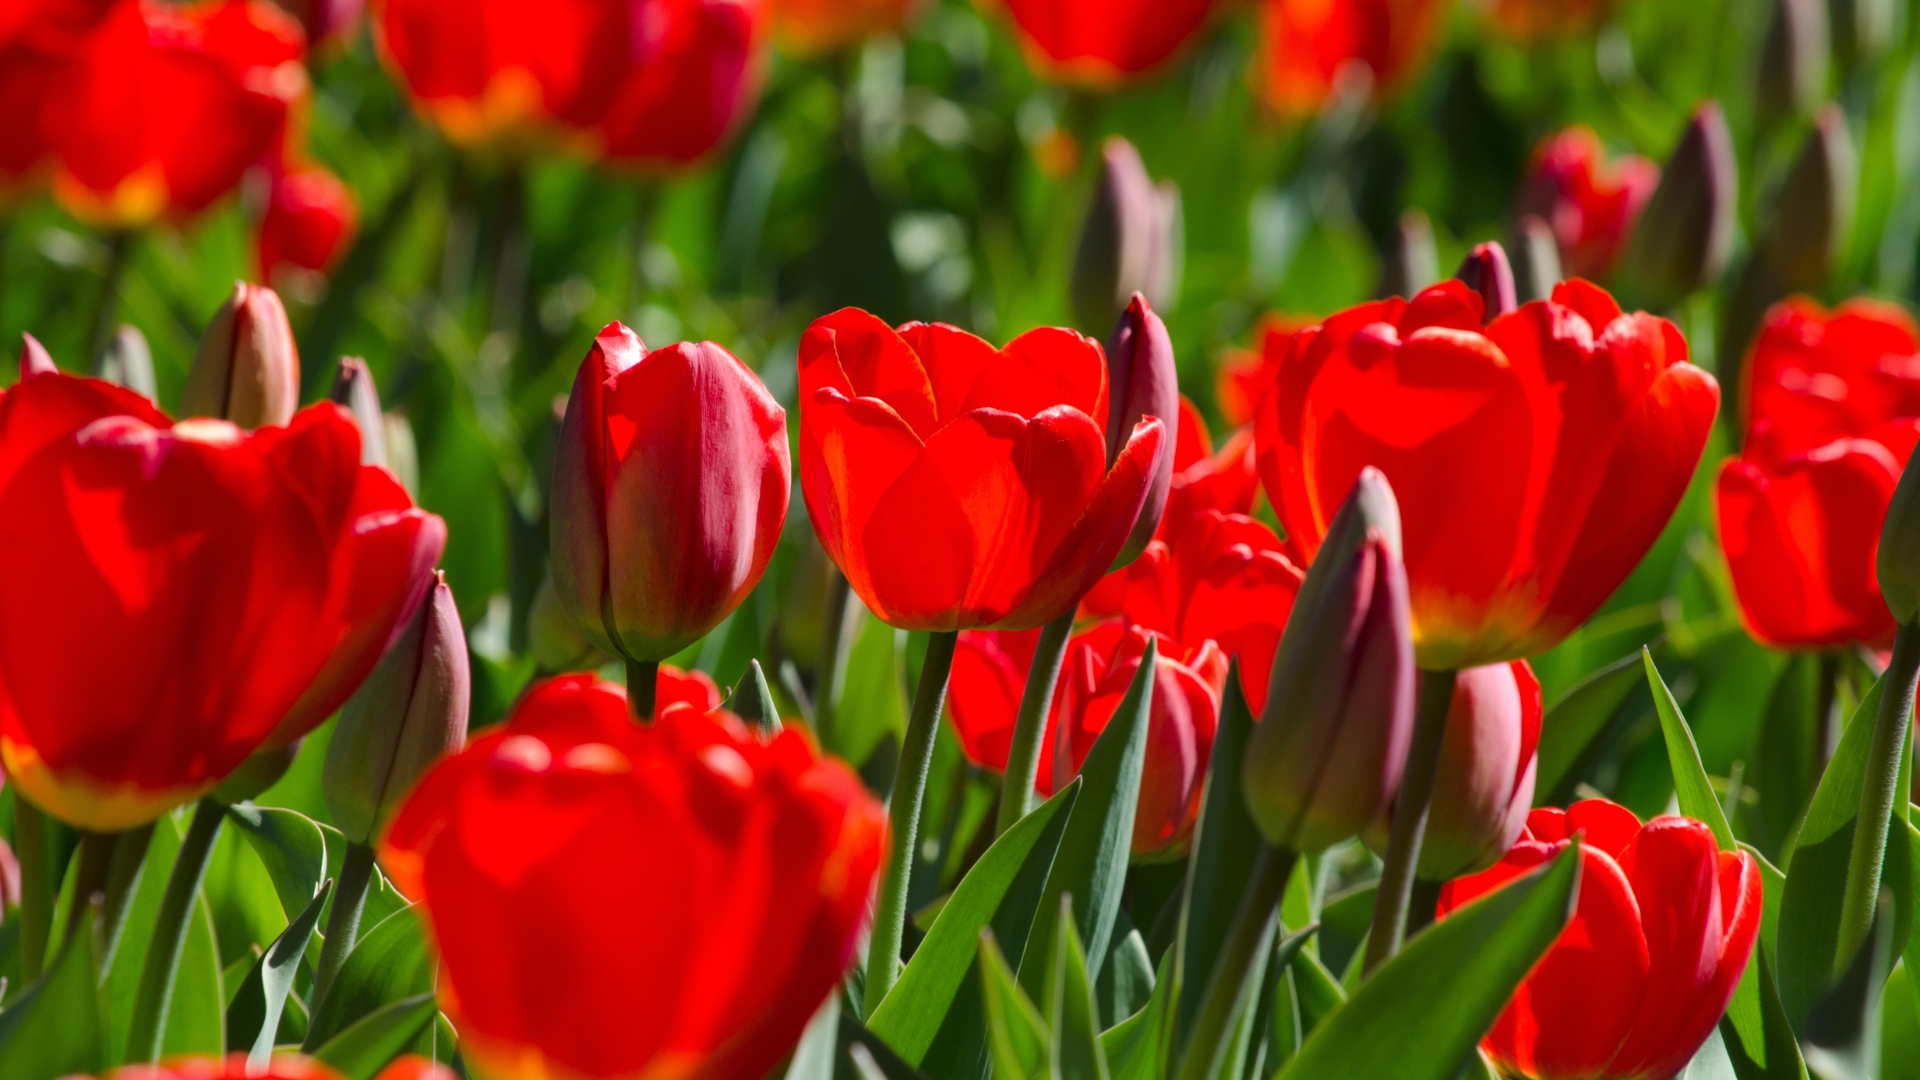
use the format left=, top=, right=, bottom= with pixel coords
left=17, top=333, right=55, bottom=380
left=182, top=282, right=300, bottom=429
left=1072, top=137, right=1181, bottom=333
left=1765, top=104, right=1855, bottom=292
left=1626, top=103, right=1738, bottom=309
left=1106, top=293, right=1178, bottom=568
left=329, top=357, right=389, bottom=469
left=1455, top=242, right=1517, bottom=323
left=1378, top=209, right=1439, bottom=300
left=1757, top=0, right=1828, bottom=123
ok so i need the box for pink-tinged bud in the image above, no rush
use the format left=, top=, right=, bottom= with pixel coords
left=551, top=323, right=791, bottom=663
left=1454, top=242, right=1517, bottom=323
left=1106, top=293, right=1179, bottom=568
left=325, top=572, right=471, bottom=844
left=1509, top=215, right=1562, bottom=304
left=1764, top=104, right=1855, bottom=292
left=1366, top=660, right=1542, bottom=879
left=1626, top=103, right=1738, bottom=309
left=1758, top=0, right=1828, bottom=123
left=96, top=325, right=157, bottom=400
left=17, top=333, right=56, bottom=380
left=329, top=357, right=388, bottom=469
left=1072, top=137, right=1181, bottom=333
left=1242, top=467, right=1416, bottom=853
left=181, top=282, right=300, bottom=429
left=1378, top=209, right=1439, bottom=300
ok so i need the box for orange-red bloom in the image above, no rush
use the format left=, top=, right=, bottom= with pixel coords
left=258, top=160, right=357, bottom=279
left=1255, top=279, right=1718, bottom=669
left=1717, top=298, right=1920, bottom=649
left=1517, top=127, right=1659, bottom=281
left=1259, top=0, right=1450, bottom=117
left=989, top=0, right=1223, bottom=87
left=0, top=0, right=113, bottom=197
left=771, top=0, right=915, bottom=56
left=1439, top=800, right=1761, bottom=1080
left=380, top=674, right=885, bottom=1080
left=0, top=374, right=443, bottom=830
left=798, top=308, right=1165, bottom=631
left=1158, top=400, right=1259, bottom=543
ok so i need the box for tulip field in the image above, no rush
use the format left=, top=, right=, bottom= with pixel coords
left=8, top=0, right=1920, bottom=1079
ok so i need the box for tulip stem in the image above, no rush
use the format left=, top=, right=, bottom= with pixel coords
left=307, top=839, right=376, bottom=1045
left=1174, top=844, right=1298, bottom=1080
left=995, top=612, right=1076, bottom=836
left=1364, top=667, right=1459, bottom=977
left=626, top=660, right=659, bottom=721
left=125, top=797, right=224, bottom=1064
left=13, top=794, right=52, bottom=983
left=100, top=822, right=156, bottom=975
left=863, top=629, right=959, bottom=1020
left=1835, top=622, right=1920, bottom=973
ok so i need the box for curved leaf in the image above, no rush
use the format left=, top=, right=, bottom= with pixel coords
left=0, top=903, right=104, bottom=1080
left=228, top=878, right=333, bottom=1063
left=304, top=906, right=432, bottom=1049
left=310, top=992, right=438, bottom=1080
left=1535, top=648, right=1648, bottom=804
left=1174, top=668, right=1263, bottom=1045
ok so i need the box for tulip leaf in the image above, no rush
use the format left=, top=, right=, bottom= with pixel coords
left=310, top=991, right=438, bottom=1080
left=730, top=658, right=782, bottom=733
left=1801, top=894, right=1895, bottom=1080
left=0, top=902, right=104, bottom=1080
left=1174, top=668, right=1265, bottom=1045
left=1285, top=944, right=1347, bottom=1040
left=165, top=893, right=229, bottom=1058
left=1722, top=950, right=1808, bottom=1080
left=99, top=811, right=225, bottom=1062
left=1756, top=654, right=1825, bottom=857
left=837, top=613, right=908, bottom=768
left=839, top=1009, right=936, bottom=1080
left=1096, top=928, right=1154, bottom=1026
left=786, top=993, right=841, bottom=1080
left=1017, top=643, right=1155, bottom=999
left=869, top=779, right=1080, bottom=1069
left=1103, top=949, right=1175, bottom=1080
left=1534, top=648, right=1648, bottom=805
left=1646, top=648, right=1737, bottom=848
left=224, top=804, right=328, bottom=920
left=1275, top=842, right=1581, bottom=1080
left=227, top=878, right=333, bottom=1062
left=305, top=906, right=433, bottom=1049
left=1046, top=897, right=1110, bottom=1080
left=980, top=930, right=1048, bottom=1080
left=1682, top=1026, right=1739, bottom=1080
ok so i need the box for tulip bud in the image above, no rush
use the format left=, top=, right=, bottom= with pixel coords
left=328, top=357, right=388, bottom=468
left=1757, top=0, right=1828, bottom=124
left=1454, top=242, right=1517, bottom=323
left=17, top=333, right=55, bottom=380
left=1764, top=105, right=1855, bottom=292
left=1072, top=138, right=1180, bottom=333
left=1243, top=467, right=1416, bottom=854
left=324, top=572, right=471, bottom=844
left=1626, top=103, right=1738, bottom=309
left=1880, top=455, right=1920, bottom=625
left=182, top=282, right=300, bottom=429
left=1377, top=209, right=1439, bottom=300
left=1106, top=294, right=1179, bottom=568
left=95, top=325, right=157, bottom=400
left=1509, top=215, right=1562, bottom=304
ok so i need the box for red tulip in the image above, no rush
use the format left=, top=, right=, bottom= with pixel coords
left=1740, top=297, right=1920, bottom=463
left=1255, top=279, right=1719, bottom=669
left=1159, top=405, right=1258, bottom=543
left=798, top=308, right=1165, bottom=631
left=771, top=0, right=918, bottom=54
left=0, top=0, right=114, bottom=195
left=988, top=0, right=1222, bottom=87
left=379, top=673, right=886, bottom=1080
left=595, top=0, right=763, bottom=171
left=85, top=1053, right=351, bottom=1080
left=1485, top=0, right=1613, bottom=39
left=1439, top=800, right=1761, bottom=1080
left=1259, top=0, right=1450, bottom=118
left=550, top=323, right=790, bottom=664
left=0, top=374, right=443, bottom=831
left=258, top=160, right=358, bottom=279
left=1216, top=315, right=1310, bottom=428
left=47, top=0, right=306, bottom=226
left=946, top=628, right=1046, bottom=773
left=1517, top=128, right=1660, bottom=281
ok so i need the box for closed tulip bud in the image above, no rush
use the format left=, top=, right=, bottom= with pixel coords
left=1757, top=0, right=1828, bottom=124
left=1378, top=209, right=1439, bottom=300
left=1626, top=103, right=1737, bottom=309
left=1243, top=467, right=1416, bottom=854
left=328, top=358, right=388, bottom=469
left=17, top=333, right=55, bottom=380
left=325, top=572, right=470, bottom=844
left=1509, top=215, right=1562, bottom=304
left=96, top=325, right=157, bottom=400
left=1880, top=454, right=1920, bottom=625
left=1455, top=242, right=1517, bottom=323
left=1765, top=105, right=1855, bottom=292
left=182, top=282, right=299, bottom=429
left=1073, top=138, right=1180, bottom=333
left=551, top=324, right=790, bottom=663
left=1106, top=294, right=1179, bottom=567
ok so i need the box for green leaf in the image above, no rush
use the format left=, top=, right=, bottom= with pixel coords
left=1646, top=648, right=1736, bottom=848
left=1802, top=894, right=1896, bottom=1080
left=869, top=779, right=1079, bottom=1068
left=202, top=823, right=287, bottom=973
left=100, top=812, right=226, bottom=1062
left=310, top=992, right=438, bottom=1080
left=836, top=610, right=908, bottom=768
left=225, top=804, right=329, bottom=920
left=1174, top=669, right=1264, bottom=1045
left=1682, top=1026, right=1739, bottom=1080
left=1756, top=654, right=1824, bottom=858
left=979, top=931, right=1048, bottom=1080
left=785, top=993, right=841, bottom=1080
left=1284, top=945, right=1346, bottom=1040
left=304, top=906, right=433, bottom=1048
left=1276, top=842, right=1581, bottom=1080
left=1018, top=643, right=1155, bottom=998
left=730, top=658, right=782, bottom=733
left=163, top=893, right=228, bottom=1058
left=228, top=879, right=333, bottom=1062
left=1103, top=949, right=1174, bottom=1080
left=1722, top=951, right=1808, bottom=1080
left=1096, top=928, right=1154, bottom=1028
left=1534, top=648, right=1648, bottom=804
left=1046, top=899, right=1109, bottom=1080
left=0, top=903, right=105, bottom=1080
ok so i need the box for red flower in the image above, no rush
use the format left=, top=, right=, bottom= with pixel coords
left=380, top=673, right=886, bottom=1080
left=1217, top=316, right=1309, bottom=428
left=1259, top=0, right=1450, bottom=117
left=771, top=0, right=917, bottom=55
left=798, top=308, right=1165, bottom=631
left=88, top=1053, right=352, bottom=1079
left=0, top=0, right=114, bottom=195
left=550, top=323, right=790, bottom=665
left=1255, top=279, right=1718, bottom=669
left=258, top=160, right=358, bottom=278
left=990, top=0, right=1222, bottom=87
left=0, top=374, right=443, bottom=830
left=945, top=628, right=1044, bottom=773
left=1160, top=417, right=1258, bottom=542
left=48, top=0, right=307, bottom=226
left=1716, top=298, right=1920, bottom=649
left=1439, top=800, right=1761, bottom=1080
left=595, top=0, right=762, bottom=171
left=1517, top=127, right=1660, bottom=281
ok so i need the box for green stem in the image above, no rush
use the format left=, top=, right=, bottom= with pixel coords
left=1364, top=668, right=1459, bottom=976
left=13, top=795, right=51, bottom=983
left=1175, top=844, right=1298, bottom=1080
left=99, top=822, right=155, bottom=975
left=1407, top=877, right=1444, bottom=937
left=83, top=232, right=131, bottom=370
left=862, top=629, right=959, bottom=1019
left=124, top=798, right=224, bottom=1063
left=996, top=612, right=1075, bottom=835
left=813, top=570, right=856, bottom=743
left=307, top=839, right=376, bottom=1045
left=626, top=659, right=659, bottom=722
left=1835, top=622, right=1920, bottom=972
left=64, top=831, right=116, bottom=943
